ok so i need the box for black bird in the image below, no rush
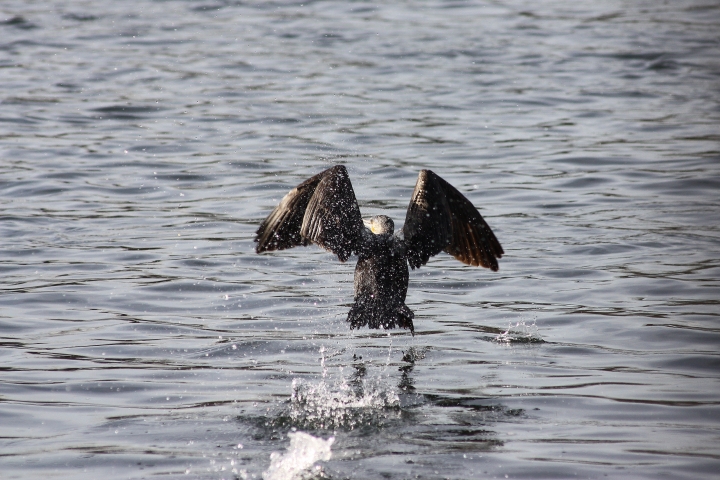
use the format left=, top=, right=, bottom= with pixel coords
left=254, top=165, right=503, bottom=334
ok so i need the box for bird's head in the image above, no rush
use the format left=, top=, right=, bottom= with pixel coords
left=363, top=215, right=395, bottom=235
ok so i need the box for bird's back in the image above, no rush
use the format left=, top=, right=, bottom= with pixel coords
left=354, top=235, right=408, bottom=302
left=348, top=235, right=414, bottom=331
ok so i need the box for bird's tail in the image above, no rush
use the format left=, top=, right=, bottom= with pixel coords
left=347, top=299, right=415, bottom=334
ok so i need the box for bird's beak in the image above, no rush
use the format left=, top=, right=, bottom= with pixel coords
left=363, top=218, right=375, bottom=234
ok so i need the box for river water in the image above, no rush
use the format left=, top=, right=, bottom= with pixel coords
left=1, top=1, right=719, bottom=479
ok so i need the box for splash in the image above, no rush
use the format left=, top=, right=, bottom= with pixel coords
left=288, top=374, right=400, bottom=430
left=263, top=431, right=334, bottom=480
left=496, top=318, right=543, bottom=344
left=271, top=342, right=402, bottom=430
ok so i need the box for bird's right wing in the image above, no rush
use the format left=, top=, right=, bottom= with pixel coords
left=255, top=165, right=363, bottom=262
left=402, top=170, right=503, bottom=270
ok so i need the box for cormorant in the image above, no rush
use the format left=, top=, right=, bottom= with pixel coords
left=254, top=165, right=503, bottom=334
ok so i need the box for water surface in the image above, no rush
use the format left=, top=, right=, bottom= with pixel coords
left=1, top=1, right=719, bottom=479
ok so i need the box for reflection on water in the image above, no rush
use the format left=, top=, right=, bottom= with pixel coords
left=1, top=0, right=720, bottom=478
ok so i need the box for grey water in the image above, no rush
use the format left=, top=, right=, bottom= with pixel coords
left=1, top=0, right=719, bottom=478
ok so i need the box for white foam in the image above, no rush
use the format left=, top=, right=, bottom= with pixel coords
left=263, top=431, right=334, bottom=480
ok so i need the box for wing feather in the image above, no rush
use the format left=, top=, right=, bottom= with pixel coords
left=402, top=170, right=503, bottom=270
left=402, top=170, right=451, bottom=268
left=255, top=165, right=363, bottom=262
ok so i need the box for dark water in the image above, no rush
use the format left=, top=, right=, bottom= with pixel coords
left=2, top=1, right=719, bottom=479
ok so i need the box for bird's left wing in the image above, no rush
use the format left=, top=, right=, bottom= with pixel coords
left=255, top=165, right=363, bottom=262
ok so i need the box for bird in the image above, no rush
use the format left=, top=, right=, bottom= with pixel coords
left=254, top=165, right=503, bottom=334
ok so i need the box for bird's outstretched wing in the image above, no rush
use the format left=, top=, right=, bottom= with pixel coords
left=402, top=170, right=503, bottom=270
left=255, top=165, right=363, bottom=262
